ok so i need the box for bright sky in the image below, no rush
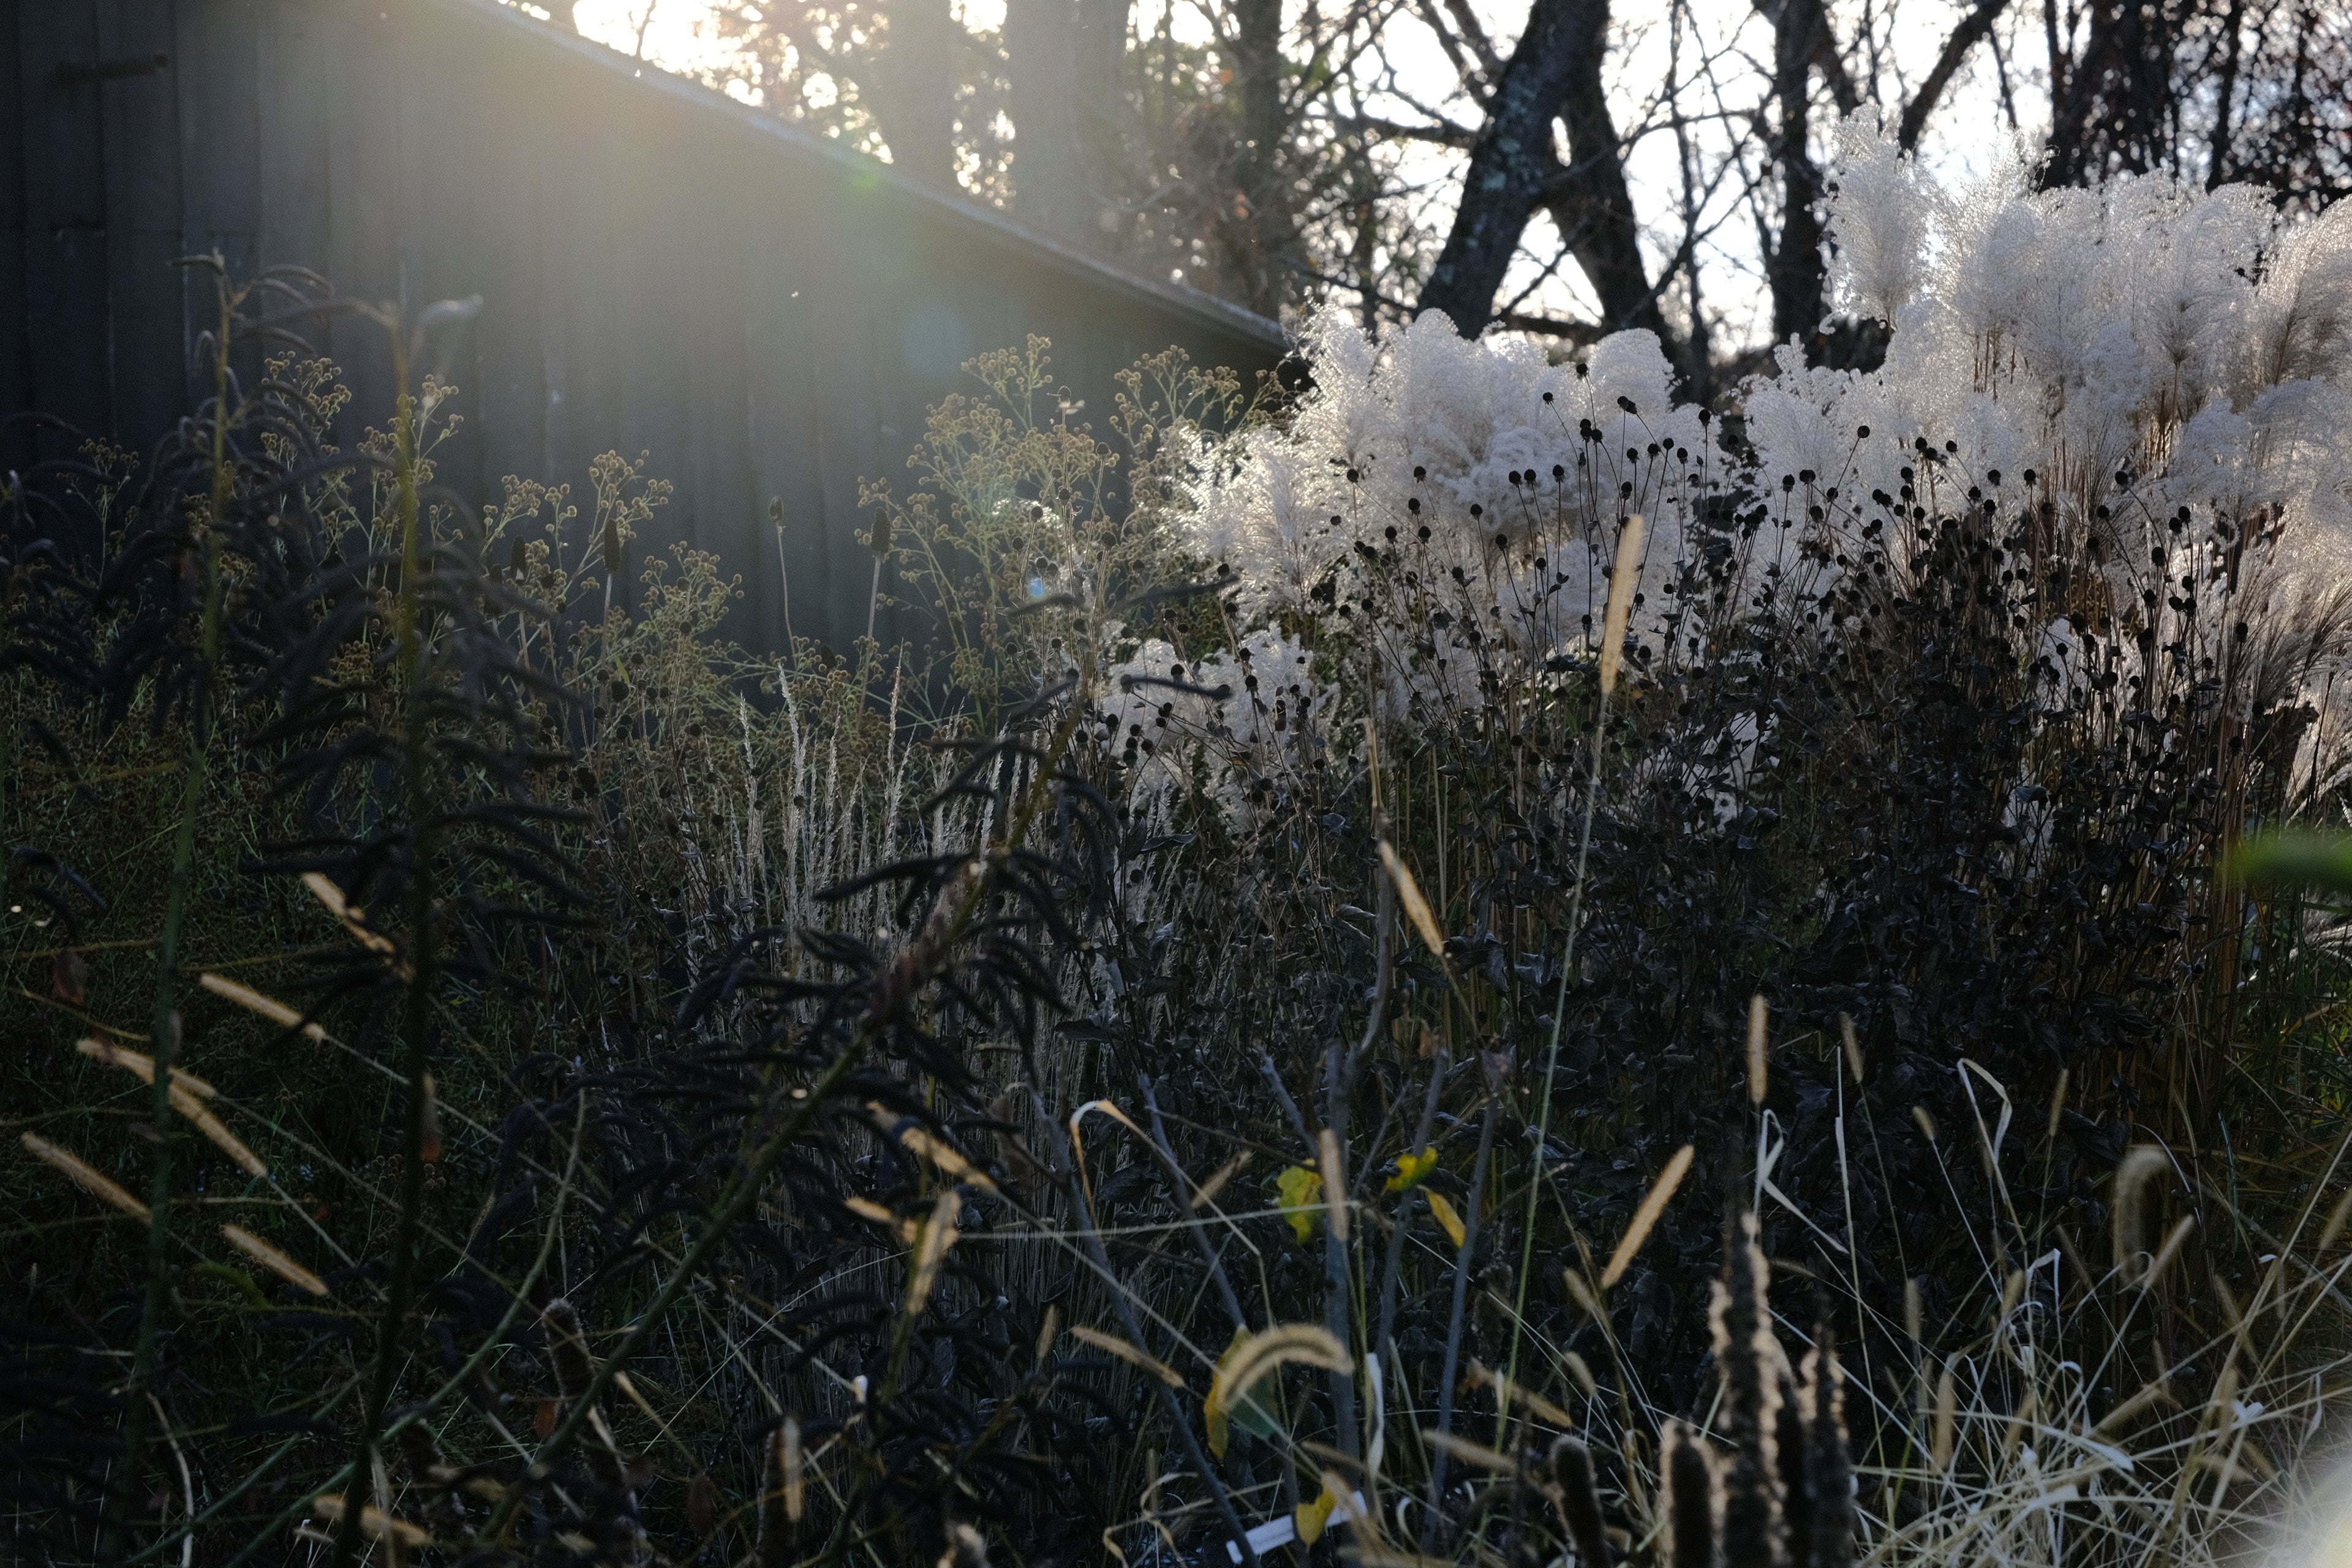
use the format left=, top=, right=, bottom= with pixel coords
left=562, top=0, right=2046, bottom=347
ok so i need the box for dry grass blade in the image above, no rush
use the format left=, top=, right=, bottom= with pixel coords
left=1317, top=1128, right=1349, bottom=1243
left=2093, top=1378, right=2176, bottom=1436
left=1377, top=841, right=1446, bottom=958
left=1598, top=513, right=1646, bottom=697
left=20, top=1133, right=149, bottom=1220
left=1191, top=1149, right=1253, bottom=1210
left=199, top=973, right=325, bottom=1041
left=221, top=1224, right=329, bottom=1297
left=309, top=1495, right=430, bottom=1547
left=1208, top=1324, right=1351, bottom=1442
left=1563, top=1267, right=1605, bottom=1325
left=1931, top=1357, right=1957, bottom=1472
left=1602, top=1143, right=1693, bottom=1287
left=1422, top=1428, right=1520, bottom=1472
left=176, top=1092, right=268, bottom=1178
left=1468, top=1359, right=1578, bottom=1425
left=2147, top=1213, right=2196, bottom=1291
left=905, top=1188, right=962, bottom=1315
left=845, top=1196, right=919, bottom=1245
left=1342, top=1548, right=1455, bottom=1567
left=1746, top=994, right=1768, bottom=1104
left=75, top=1036, right=217, bottom=1098
left=1424, top=1188, right=1466, bottom=1248
left=1069, top=1324, right=1186, bottom=1387
left=782, top=1415, right=805, bottom=1523
left=75, top=1035, right=266, bottom=1174
left=2318, top=1184, right=2352, bottom=1256
left=2114, top=1145, right=2173, bottom=1280
left=301, top=871, right=399, bottom=959
left=869, top=1102, right=998, bottom=1193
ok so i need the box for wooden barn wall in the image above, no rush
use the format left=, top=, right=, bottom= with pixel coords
left=1, top=0, right=1286, bottom=653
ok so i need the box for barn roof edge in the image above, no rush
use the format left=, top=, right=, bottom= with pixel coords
left=408, top=0, right=1294, bottom=357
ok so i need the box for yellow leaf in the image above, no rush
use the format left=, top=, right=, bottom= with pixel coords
left=1296, top=1482, right=1341, bottom=1546
left=1387, top=1147, right=1437, bottom=1193
left=1425, top=1189, right=1467, bottom=1249
left=1275, top=1164, right=1324, bottom=1244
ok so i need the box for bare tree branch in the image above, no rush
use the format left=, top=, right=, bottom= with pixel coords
left=1337, top=112, right=1479, bottom=148
left=1899, top=0, right=2016, bottom=148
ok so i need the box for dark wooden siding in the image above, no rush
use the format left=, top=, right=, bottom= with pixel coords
left=1, top=0, right=1286, bottom=652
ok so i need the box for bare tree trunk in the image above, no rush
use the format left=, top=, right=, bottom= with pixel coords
left=1547, top=0, right=1670, bottom=341
left=867, top=0, right=961, bottom=189
left=1008, top=0, right=1132, bottom=239
left=1221, top=0, right=1297, bottom=314
left=1416, top=0, right=1610, bottom=334
left=1768, top=0, right=1826, bottom=348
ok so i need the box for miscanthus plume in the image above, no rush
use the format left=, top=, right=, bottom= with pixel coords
left=1117, top=110, right=2352, bottom=815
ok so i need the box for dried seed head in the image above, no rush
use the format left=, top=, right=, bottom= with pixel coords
left=1664, top=1420, right=1720, bottom=1568
left=1602, top=1144, right=1692, bottom=1289
left=1599, top=515, right=1647, bottom=697
left=1930, top=1358, right=1958, bottom=1472
left=221, top=1224, right=328, bottom=1297
left=20, top=1133, right=148, bottom=1221
left=1837, top=1014, right=1863, bottom=1085
left=1802, top=1320, right=1853, bottom=1568
left=1746, top=996, right=1769, bottom=1105
left=2113, top=1146, right=2171, bottom=1283
left=543, top=1298, right=594, bottom=1401
left=937, top=1522, right=989, bottom=1568
left=1548, top=1435, right=1611, bottom=1568
left=1711, top=1209, right=1785, bottom=1568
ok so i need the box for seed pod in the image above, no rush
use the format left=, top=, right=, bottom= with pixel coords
left=1548, top=1435, right=1611, bottom=1568
left=1664, top=1421, right=1719, bottom=1568
left=1711, top=1209, right=1786, bottom=1568
left=1803, top=1319, right=1853, bottom=1568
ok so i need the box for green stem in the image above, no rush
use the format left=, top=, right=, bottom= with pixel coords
left=101, top=273, right=235, bottom=1567
left=1497, top=678, right=1613, bottom=1436
left=326, top=370, right=436, bottom=1568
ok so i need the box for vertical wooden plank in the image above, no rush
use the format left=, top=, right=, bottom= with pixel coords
left=174, top=0, right=257, bottom=400
left=18, top=0, right=111, bottom=456
left=96, top=0, right=186, bottom=457
left=533, top=68, right=622, bottom=544
left=0, top=0, right=32, bottom=472
left=320, top=0, right=400, bottom=452
left=604, top=97, right=692, bottom=614
left=453, top=18, right=546, bottom=507
left=389, top=13, right=483, bottom=507
left=253, top=0, right=330, bottom=280
left=685, top=130, right=758, bottom=644
left=740, top=151, right=824, bottom=655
